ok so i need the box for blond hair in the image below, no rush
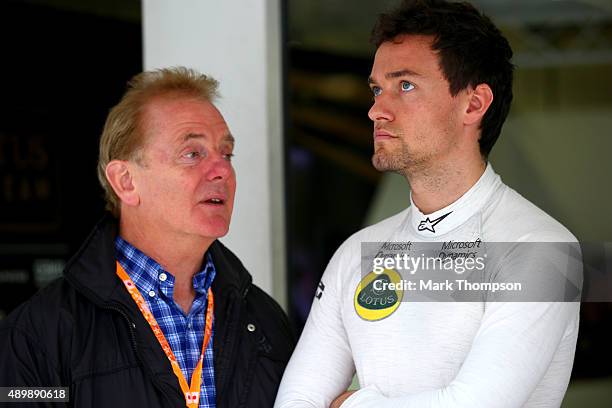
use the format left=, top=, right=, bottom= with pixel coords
left=97, top=67, right=219, bottom=217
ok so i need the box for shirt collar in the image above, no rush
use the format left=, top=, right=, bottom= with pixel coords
left=408, top=162, right=502, bottom=237
left=114, top=236, right=216, bottom=299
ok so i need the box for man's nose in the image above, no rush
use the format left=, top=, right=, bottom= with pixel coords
left=206, top=154, right=233, bottom=181
left=368, top=96, right=394, bottom=122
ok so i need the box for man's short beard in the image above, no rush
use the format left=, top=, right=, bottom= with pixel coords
left=373, top=149, right=400, bottom=171
left=372, top=141, right=433, bottom=180
left=372, top=143, right=412, bottom=173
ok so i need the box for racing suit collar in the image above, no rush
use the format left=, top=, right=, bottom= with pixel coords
left=408, top=162, right=501, bottom=237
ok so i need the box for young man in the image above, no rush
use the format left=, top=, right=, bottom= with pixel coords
left=0, top=67, right=294, bottom=407
left=275, top=1, right=580, bottom=407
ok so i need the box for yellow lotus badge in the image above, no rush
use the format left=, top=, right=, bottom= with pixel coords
left=354, top=268, right=403, bottom=321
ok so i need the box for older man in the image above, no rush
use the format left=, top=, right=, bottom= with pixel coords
left=0, top=67, right=294, bottom=407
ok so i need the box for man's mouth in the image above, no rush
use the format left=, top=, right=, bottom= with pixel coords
left=204, top=198, right=224, bottom=205
left=374, top=129, right=396, bottom=139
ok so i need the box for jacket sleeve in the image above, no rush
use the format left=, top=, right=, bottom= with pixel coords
left=274, top=244, right=356, bottom=408
left=0, top=302, right=67, bottom=406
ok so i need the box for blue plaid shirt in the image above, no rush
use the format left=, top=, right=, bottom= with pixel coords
left=115, top=236, right=216, bottom=408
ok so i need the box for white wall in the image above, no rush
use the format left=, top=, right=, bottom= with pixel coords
left=142, top=0, right=286, bottom=308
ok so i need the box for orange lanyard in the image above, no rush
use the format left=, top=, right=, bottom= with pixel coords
left=116, top=262, right=214, bottom=408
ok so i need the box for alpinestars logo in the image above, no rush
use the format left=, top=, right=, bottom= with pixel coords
left=418, top=211, right=452, bottom=233
left=315, top=281, right=325, bottom=300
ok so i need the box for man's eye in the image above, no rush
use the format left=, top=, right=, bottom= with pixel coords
left=401, top=81, right=415, bottom=92
left=371, top=86, right=382, bottom=97
left=223, top=153, right=234, bottom=161
left=183, top=149, right=205, bottom=160
left=185, top=151, right=200, bottom=159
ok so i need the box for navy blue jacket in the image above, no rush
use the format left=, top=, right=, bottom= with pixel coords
left=0, top=216, right=295, bottom=407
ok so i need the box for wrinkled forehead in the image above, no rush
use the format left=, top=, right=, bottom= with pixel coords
left=141, top=93, right=222, bottom=121
left=138, top=94, right=230, bottom=143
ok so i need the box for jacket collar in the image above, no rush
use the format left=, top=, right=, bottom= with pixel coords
left=63, top=214, right=252, bottom=307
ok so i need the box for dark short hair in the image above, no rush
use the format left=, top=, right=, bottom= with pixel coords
left=371, top=0, right=514, bottom=158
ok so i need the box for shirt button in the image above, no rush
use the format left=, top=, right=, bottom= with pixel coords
left=247, top=323, right=256, bottom=332
left=148, top=290, right=156, bottom=298
left=159, top=273, right=167, bottom=282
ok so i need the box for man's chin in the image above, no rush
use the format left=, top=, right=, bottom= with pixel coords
left=372, top=152, right=398, bottom=172
left=204, top=225, right=230, bottom=240
left=191, top=217, right=231, bottom=241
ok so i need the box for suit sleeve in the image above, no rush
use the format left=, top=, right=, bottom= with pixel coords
left=341, top=302, right=579, bottom=408
left=274, top=245, right=356, bottom=408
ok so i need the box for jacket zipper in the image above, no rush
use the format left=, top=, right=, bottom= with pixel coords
left=101, top=304, right=138, bottom=355
left=100, top=303, right=179, bottom=407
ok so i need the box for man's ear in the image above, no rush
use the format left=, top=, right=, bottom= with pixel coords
left=105, top=160, right=140, bottom=207
left=464, top=83, right=494, bottom=127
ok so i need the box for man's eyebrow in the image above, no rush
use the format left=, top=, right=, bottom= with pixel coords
left=182, top=132, right=206, bottom=142
left=181, top=133, right=235, bottom=144
left=368, top=69, right=422, bottom=84
left=386, top=69, right=421, bottom=79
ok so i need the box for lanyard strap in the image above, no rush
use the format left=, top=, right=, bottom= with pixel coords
left=116, top=262, right=214, bottom=408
